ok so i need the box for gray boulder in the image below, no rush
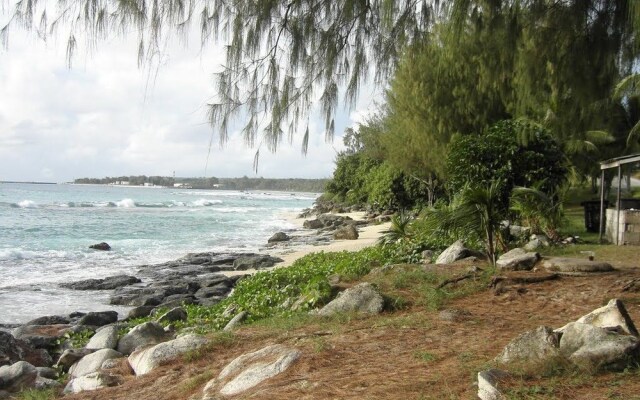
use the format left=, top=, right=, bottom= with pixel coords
left=317, top=283, right=384, bottom=316
left=524, top=234, right=551, bottom=251
left=478, top=369, right=509, bottom=400
left=541, top=257, right=614, bottom=273
left=303, top=219, right=324, bottom=229
left=268, top=232, right=290, bottom=243
left=68, top=348, right=123, bottom=378
left=557, top=298, right=638, bottom=337
left=117, top=322, right=168, bottom=355
left=34, top=376, right=62, bottom=390
left=435, top=240, right=483, bottom=264
left=55, top=348, right=94, bottom=371
left=157, top=307, right=188, bottom=323
left=496, top=248, right=540, bottom=271
left=333, top=225, right=359, bottom=240
left=559, top=322, right=640, bottom=371
left=496, top=326, right=561, bottom=365
left=128, top=334, right=208, bottom=375
left=61, top=275, right=140, bottom=290
left=63, top=371, right=123, bottom=394
left=77, top=311, right=118, bottom=327
left=233, top=255, right=283, bottom=271
left=25, top=315, right=70, bottom=326
left=201, top=344, right=300, bottom=398
left=126, top=306, right=155, bottom=319
left=12, top=324, right=72, bottom=350
left=0, top=361, right=38, bottom=392
left=85, top=325, right=119, bottom=350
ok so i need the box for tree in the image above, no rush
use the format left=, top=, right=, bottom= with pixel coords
left=446, top=120, right=568, bottom=210
left=1, top=0, right=445, bottom=155
left=3, top=0, right=638, bottom=163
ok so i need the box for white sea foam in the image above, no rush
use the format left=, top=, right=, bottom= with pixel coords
left=115, top=198, right=136, bottom=208
left=17, top=200, right=38, bottom=208
left=191, top=199, right=223, bottom=207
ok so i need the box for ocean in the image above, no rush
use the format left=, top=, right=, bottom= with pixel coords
left=0, top=183, right=316, bottom=325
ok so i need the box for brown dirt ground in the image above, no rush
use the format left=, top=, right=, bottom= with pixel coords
left=63, top=259, right=640, bottom=400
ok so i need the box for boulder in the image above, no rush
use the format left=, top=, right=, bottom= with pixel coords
left=333, top=225, right=359, bottom=240
left=89, top=242, right=111, bottom=251
left=0, top=361, right=38, bottom=392
left=128, top=334, right=208, bottom=375
left=559, top=322, right=640, bottom=371
left=267, top=232, right=290, bottom=243
left=541, top=257, right=614, bottom=273
left=126, top=306, right=155, bottom=320
left=303, top=219, right=324, bottom=229
left=85, top=325, right=119, bottom=350
left=77, top=311, right=119, bottom=327
left=524, top=234, right=551, bottom=251
left=478, top=369, right=509, bottom=400
left=69, top=348, right=123, bottom=378
left=194, top=284, right=231, bottom=299
left=63, top=371, right=123, bottom=394
left=496, top=326, right=561, bottom=365
left=35, top=367, right=57, bottom=380
left=435, top=240, right=483, bottom=264
left=55, top=349, right=94, bottom=372
left=557, top=298, right=638, bottom=337
left=34, top=376, right=62, bottom=390
left=61, top=275, right=141, bottom=290
left=117, top=322, right=168, bottom=355
left=201, top=344, right=300, bottom=398
left=317, top=283, right=384, bottom=316
left=233, top=255, right=283, bottom=271
left=0, top=331, right=52, bottom=368
left=25, top=315, right=70, bottom=326
left=496, top=248, right=540, bottom=271
left=223, top=311, right=248, bottom=332
left=157, top=307, right=188, bottom=323
left=12, top=324, right=72, bottom=350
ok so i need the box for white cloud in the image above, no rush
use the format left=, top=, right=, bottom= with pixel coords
left=0, top=21, right=379, bottom=182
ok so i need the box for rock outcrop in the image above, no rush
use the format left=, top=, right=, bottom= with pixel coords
left=117, top=322, right=168, bottom=355
left=317, top=283, right=384, bottom=316
left=128, top=334, right=208, bottom=376
left=496, top=248, right=540, bottom=271
left=199, top=344, right=300, bottom=398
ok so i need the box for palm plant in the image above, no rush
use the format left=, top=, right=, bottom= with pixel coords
left=378, top=211, right=414, bottom=245
left=510, top=186, right=565, bottom=241
left=422, top=181, right=505, bottom=265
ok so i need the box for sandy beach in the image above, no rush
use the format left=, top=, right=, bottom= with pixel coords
left=270, top=211, right=392, bottom=267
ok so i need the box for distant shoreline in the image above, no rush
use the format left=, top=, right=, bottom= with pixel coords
left=0, top=181, right=57, bottom=185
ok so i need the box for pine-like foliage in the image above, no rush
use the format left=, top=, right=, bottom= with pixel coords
left=1, top=0, right=443, bottom=153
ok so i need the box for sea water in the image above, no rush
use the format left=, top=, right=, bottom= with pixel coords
left=0, top=183, right=316, bottom=324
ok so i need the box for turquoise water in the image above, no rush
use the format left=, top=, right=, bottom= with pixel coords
left=0, top=183, right=316, bottom=324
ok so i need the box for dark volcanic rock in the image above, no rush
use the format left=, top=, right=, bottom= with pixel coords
left=76, top=311, right=118, bottom=327
left=268, top=232, right=290, bottom=243
left=194, top=284, right=231, bottom=299
left=89, top=242, right=111, bottom=251
left=233, top=255, right=283, bottom=271
left=60, top=275, right=141, bottom=290
left=126, top=306, right=155, bottom=320
left=25, top=315, right=70, bottom=326
left=12, top=325, right=73, bottom=351
left=0, top=332, right=52, bottom=368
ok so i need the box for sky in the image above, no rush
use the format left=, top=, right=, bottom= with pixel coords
left=0, top=14, right=381, bottom=183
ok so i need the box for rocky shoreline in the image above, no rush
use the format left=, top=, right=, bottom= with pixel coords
left=0, top=207, right=390, bottom=396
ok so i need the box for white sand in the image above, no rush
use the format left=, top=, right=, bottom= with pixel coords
left=272, top=211, right=391, bottom=267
